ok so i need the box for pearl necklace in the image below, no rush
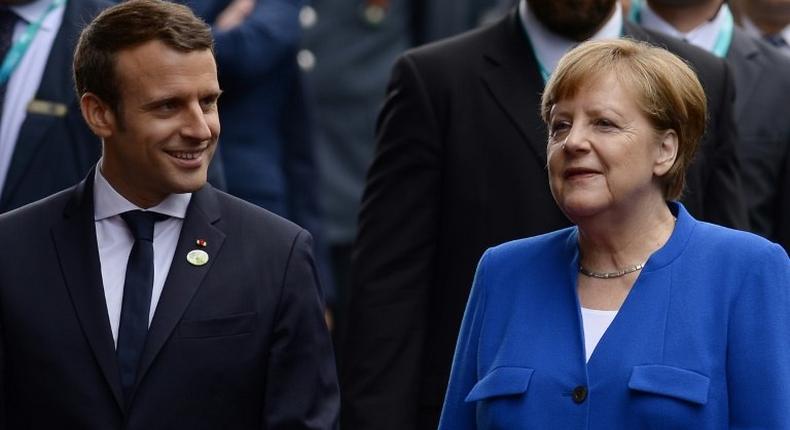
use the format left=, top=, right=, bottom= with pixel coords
left=579, top=261, right=647, bottom=279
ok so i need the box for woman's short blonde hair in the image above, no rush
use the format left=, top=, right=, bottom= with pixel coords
left=540, top=38, right=707, bottom=200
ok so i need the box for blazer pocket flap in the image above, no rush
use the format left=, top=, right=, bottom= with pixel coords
left=178, top=312, right=258, bottom=338
left=628, top=365, right=710, bottom=405
left=465, top=367, right=534, bottom=402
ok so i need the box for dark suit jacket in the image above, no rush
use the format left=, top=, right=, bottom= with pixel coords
left=727, top=28, right=790, bottom=252
left=341, top=10, right=747, bottom=430
left=0, top=0, right=106, bottom=212
left=0, top=0, right=227, bottom=213
left=0, top=175, right=339, bottom=429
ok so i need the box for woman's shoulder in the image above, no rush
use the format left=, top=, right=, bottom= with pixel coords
left=479, top=227, right=578, bottom=277
left=487, top=227, right=576, bottom=258
left=691, top=221, right=787, bottom=261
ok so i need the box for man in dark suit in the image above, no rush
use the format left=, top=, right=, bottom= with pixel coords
left=340, top=0, right=747, bottom=428
left=0, top=0, right=338, bottom=428
left=632, top=0, right=790, bottom=250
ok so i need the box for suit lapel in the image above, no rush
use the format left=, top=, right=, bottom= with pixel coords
left=1, top=0, right=90, bottom=202
left=727, top=29, right=763, bottom=120
left=480, top=10, right=550, bottom=164
left=133, top=185, right=226, bottom=393
left=50, top=172, right=125, bottom=411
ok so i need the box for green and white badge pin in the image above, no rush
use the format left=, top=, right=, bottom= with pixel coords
left=187, top=249, right=209, bottom=266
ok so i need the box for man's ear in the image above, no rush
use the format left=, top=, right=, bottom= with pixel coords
left=80, top=93, right=117, bottom=138
left=654, top=129, right=678, bottom=177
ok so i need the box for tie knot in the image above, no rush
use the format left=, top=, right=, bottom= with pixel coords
left=766, top=33, right=789, bottom=49
left=121, top=210, right=167, bottom=241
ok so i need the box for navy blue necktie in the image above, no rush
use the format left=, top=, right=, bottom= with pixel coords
left=765, top=33, right=789, bottom=49
left=117, top=210, right=167, bottom=402
left=0, top=8, right=18, bottom=122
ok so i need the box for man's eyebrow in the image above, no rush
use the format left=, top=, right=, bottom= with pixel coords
left=139, top=96, right=181, bottom=110
left=203, top=89, right=223, bottom=99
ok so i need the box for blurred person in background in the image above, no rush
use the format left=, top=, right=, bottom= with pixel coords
left=630, top=0, right=790, bottom=252
left=732, top=0, right=790, bottom=56
left=301, top=0, right=509, bottom=343
left=0, top=0, right=106, bottom=211
left=439, top=38, right=790, bottom=430
left=341, top=0, right=747, bottom=428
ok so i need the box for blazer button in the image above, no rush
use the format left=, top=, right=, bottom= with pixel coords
left=572, top=385, right=588, bottom=404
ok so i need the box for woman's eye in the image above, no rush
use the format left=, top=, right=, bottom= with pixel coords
left=550, top=121, right=570, bottom=137
left=595, top=118, right=617, bottom=129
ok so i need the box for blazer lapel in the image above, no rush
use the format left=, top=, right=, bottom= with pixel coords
left=727, top=29, right=764, bottom=120
left=480, top=10, right=550, bottom=164
left=50, top=172, right=125, bottom=411
left=133, top=185, right=226, bottom=394
left=1, top=0, right=83, bottom=201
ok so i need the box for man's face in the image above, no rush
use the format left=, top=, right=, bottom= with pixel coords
left=100, top=40, right=220, bottom=208
left=528, top=0, right=617, bottom=41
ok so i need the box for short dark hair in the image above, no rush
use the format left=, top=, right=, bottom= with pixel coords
left=73, top=0, right=214, bottom=113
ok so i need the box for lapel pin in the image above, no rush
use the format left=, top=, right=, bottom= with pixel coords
left=187, top=249, right=209, bottom=266
left=196, top=239, right=207, bottom=247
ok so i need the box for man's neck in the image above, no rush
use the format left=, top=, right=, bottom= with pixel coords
left=647, top=0, right=723, bottom=33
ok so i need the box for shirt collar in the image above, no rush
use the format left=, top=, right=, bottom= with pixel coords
left=519, top=0, right=623, bottom=75
left=782, top=25, right=790, bottom=47
left=9, top=0, right=62, bottom=31
left=93, top=160, right=192, bottom=221
left=639, top=2, right=729, bottom=53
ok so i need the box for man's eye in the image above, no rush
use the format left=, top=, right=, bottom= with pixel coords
left=200, top=98, right=218, bottom=111
left=159, top=101, right=178, bottom=111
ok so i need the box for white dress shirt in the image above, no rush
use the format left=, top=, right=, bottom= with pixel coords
left=518, top=0, right=623, bottom=77
left=93, top=164, right=191, bottom=346
left=638, top=2, right=731, bottom=54
left=0, top=0, right=64, bottom=192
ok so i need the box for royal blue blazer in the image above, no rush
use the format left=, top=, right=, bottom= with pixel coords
left=439, top=202, right=790, bottom=429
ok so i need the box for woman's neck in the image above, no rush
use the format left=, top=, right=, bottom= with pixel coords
left=576, top=197, right=675, bottom=273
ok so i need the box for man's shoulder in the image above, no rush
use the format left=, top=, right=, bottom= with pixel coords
left=401, top=14, right=509, bottom=68
left=208, top=187, right=306, bottom=241
left=0, top=186, right=76, bottom=241
left=627, top=23, right=725, bottom=76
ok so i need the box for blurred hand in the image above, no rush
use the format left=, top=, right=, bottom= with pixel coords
left=214, top=0, right=255, bottom=31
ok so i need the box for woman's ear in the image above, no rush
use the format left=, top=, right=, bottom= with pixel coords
left=80, top=93, right=117, bottom=139
left=654, top=129, right=678, bottom=177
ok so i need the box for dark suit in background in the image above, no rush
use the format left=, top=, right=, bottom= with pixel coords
left=0, top=0, right=106, bottom=212
left=0, top=175, right=338, bottom=428
left=341, top=8, right=746, bottom=429
left=302, top=0, right=507, bottom=343
left=727, top=28, right=790, bottom=252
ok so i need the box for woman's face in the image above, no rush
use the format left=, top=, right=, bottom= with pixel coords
left=546, top=73, right=676, bottom=222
